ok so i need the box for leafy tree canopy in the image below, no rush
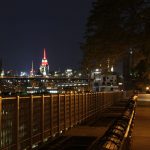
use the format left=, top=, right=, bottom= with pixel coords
left=81, top=0, right=150, bottom=72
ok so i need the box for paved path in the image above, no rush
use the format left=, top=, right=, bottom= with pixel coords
left=132, top=106, right=150, bottom=150
left=137, top=93, right=150, bottom=101
left=38, top=100, right=128, bottom=150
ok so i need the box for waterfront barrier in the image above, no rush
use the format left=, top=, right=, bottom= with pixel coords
left=0, top=92, right=124, bottom=150
left=94, top=96, right=136, bottom=150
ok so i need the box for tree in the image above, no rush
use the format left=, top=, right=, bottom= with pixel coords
left=81, top=0, right=150, bottom=72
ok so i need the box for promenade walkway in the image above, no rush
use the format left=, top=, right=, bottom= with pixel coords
left=132, top=95, right=150, bottom=150
left=38, top=100, right=128, bottom=150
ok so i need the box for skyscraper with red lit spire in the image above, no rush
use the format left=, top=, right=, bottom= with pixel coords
left=40, top=48, right=49, bottom=76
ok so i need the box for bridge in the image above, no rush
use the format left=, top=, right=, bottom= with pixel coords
left=0, top=76, right=89, bottom=81
left=0, top=76, right=90, bottom=95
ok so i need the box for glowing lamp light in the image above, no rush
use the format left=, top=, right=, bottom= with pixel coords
left=118, top=82, right=123, bottom=85
left=111, top=66, right=114, bottom=72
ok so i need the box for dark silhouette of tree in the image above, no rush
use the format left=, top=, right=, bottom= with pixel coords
left=81, top=0, right=150, bottom=73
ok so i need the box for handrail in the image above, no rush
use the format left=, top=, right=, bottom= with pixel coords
left=94, top=96, right=137, bottom=150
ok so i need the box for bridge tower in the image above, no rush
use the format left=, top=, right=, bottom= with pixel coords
left=39, top=48, right=49, bottom=76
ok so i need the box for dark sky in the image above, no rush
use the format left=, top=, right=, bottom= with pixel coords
left=0, top=0, right=93, bottom=73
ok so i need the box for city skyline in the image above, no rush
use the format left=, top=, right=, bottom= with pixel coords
left=0, top=0, right=94, bottom=72
left=1, top=47, right=84, bottom=74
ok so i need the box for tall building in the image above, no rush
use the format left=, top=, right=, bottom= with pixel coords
left=0, top=58, right=4, bottom=77
left=123, top=49, right=134, bottom=90
left=30, top=61, right=34, bottom=77
left=39, top=48, right=49, bottom=76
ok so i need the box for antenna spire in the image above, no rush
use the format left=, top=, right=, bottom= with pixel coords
left=32, top=61, right=34, bottom=72
left=44, top=48, right=46, bottom=59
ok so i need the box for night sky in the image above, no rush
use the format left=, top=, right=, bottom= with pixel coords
left=0, top=0, right=93, bottom=73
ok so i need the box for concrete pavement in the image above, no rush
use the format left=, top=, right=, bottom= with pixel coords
left=132, top=105, right=150, bottom=150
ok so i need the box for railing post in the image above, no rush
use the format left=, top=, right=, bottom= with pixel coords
left=74, top=93, right=76, bottom=125
left=58, top=94, right=60, bottom=134
left=63, top=94, right=66, bottom=131
left=0, top=96, right=2, bottom=148
left=41, top=95, right=44, bottom=142
left=64, top=94, right=66, bottom=131
left=85, top=93, right=87, bottom=122
left=90, top=93, right=92, bottom=118
left=97, top=92, right=99, bottom=113
left=86, top=93, right=89, bottom=120
left=99, top=92, right=101, bottom=112
left=50, top=95, right=53, bottom=136
left=94, top=93, right=97, bottom=119
left=78, top=93, right=80, bottom=123
left=82, top=93, right=84, bottom=121
left=16, top=96, right=20, bottom=150
left=30, top=95, right=33, bottom=149
left=102, top=92, right=104, bottom=110
left=69, top=93, right=72, bottom=127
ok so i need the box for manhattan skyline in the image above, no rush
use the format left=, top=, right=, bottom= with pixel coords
left=0, top=0, right=94, bottom=72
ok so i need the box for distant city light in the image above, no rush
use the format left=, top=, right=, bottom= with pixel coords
left=48, top=90, right=58, bottom=94
left=111, top=66, right=114, bottom=72
left=65, top=69, right=73, bottom=77
left=1, top=69, right=4, bottom=77
left=66, top=69, right=72, bottom=72
left=78, top=73, right=82, bottom=76
left=118, top=82, right=123, bottom=85
left=20, top=72, right=27, bottom=76
left=130, top=50, right=133, bottom=54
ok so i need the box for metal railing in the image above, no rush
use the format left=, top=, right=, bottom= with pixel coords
left=91, top=96, right=137, bottom=150
left=0, top=92, right=123, bottom=150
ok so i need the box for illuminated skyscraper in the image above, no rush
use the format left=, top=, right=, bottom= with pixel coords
left=30, top=61, right=34, bottom=77
left=0, top=58, right=4, bottom=77
left=40, top=48, right=49, bottom=76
